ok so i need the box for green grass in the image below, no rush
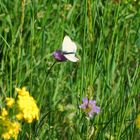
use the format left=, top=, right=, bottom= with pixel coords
left=0, top=0, right=140, bottom=139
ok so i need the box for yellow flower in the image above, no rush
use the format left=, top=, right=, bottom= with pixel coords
left=136, top=114, right=140, bottom=128
left=1, top=108, right=8, bottom=117
left=16, top=112, right=23, bottom=120
left=0, top=119, right=21, bottom=140
left=5, top=97, right=15, bottom=108
left=12, top=122, right=21, bottom=139
left=16, top=87, right=39, bottom=123
left=1, top=133, right=11, bottom=140
left=15, top=87, right=29, bottom=96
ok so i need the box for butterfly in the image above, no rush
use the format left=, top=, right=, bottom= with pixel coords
left=53, top=35, right=79, bottom=62
left=61, top=35, right=79, bottom=62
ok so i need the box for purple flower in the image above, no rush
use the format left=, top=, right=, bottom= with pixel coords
left=53, top=50, right=67, bottom=62
left=79, top=98, right=100, bottom=118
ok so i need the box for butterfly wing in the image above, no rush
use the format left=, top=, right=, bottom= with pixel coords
left=62, top=35, right=77, bottom=53
left=62, top=35, right=79, bottom=62
left=64, top=54, right=79, bottom=62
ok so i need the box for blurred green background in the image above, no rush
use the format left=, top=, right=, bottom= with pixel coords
left=0, top=0, right=140, bottom=139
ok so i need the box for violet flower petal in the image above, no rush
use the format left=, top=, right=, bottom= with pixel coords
left=88, top=111, right=94, bottom=118
left=79, top=98, right=89, bottom=109
left=82, top=98, right=88, bottom=104
left=89, top=100, right=96, bottom=105
left=79, top=104, right=86, bottom=109
left=91, top=106, right=100, bottom=114
left=53, top=50, right=67, bottom=61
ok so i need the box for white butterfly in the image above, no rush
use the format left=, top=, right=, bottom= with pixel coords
left=62, top=35, right=79, bottom=62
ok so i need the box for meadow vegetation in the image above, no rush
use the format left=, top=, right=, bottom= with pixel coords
left=0, top=0, right=140, bottom=139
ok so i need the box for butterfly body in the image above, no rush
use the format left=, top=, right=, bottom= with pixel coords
left=62, top=51, right=75, bottom=55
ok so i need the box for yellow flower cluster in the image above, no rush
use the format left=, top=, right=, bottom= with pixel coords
left=136, top=114, right=140, bottom=128
left=5, top=97, right=15, bottom=108
left=16, top=87, right=39, bottom=123
left=1, top=108, right=8, bottom=117
left=0, top=109, right=20, bottom=140
left=0, top=87, right=40, bottom=139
